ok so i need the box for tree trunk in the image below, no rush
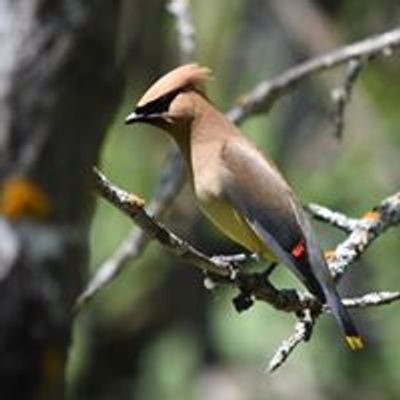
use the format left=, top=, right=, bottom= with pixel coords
left=0, top=1, right=123, bottom=398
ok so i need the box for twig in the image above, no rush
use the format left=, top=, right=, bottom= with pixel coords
left=306, top=203, right=361, bottom=233
left=268, top=289, right=400, bottom=372
left=227, top=28, right=400, bottom=124
left=268, top=310, right=315, bottom=373
left=330, top=58, right=366, bottom=139
left=307, top=193, right=400, bottom=280
left=268, top=192, right=400, bottom=371
left=76, top=229, right=147, bottom=310
left=329, top=192, right=400, bottom=280
left=76, top=153, right=185, bottom=309
left=343, top=291, right=400, bottom=309
left=87, top=168, right=222, bottom=279
left=167, top=0, right=196, bottom=63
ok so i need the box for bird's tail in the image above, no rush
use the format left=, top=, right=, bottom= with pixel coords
left=305, top=237, right=364, bottom=350
left=323, top=286, right=364, bottom=351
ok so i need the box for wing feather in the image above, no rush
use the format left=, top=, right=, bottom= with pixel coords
left=221, top=137, right=324, bottom=298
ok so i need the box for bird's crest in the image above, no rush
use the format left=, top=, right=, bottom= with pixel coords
left=137, top=64, right=212, bottom=107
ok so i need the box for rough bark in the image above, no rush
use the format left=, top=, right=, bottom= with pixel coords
left=0, top=1, right=123, bottom=398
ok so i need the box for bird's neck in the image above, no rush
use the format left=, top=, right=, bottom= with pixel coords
left=170, top=94, right=240, bottom=194
left=170, top=95, right=237, bottom=181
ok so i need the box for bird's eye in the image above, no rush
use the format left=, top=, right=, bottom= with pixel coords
left=135, top=89, right=180, bottom=116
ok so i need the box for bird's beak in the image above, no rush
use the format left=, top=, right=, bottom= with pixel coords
left=125, top=111, right=143, bottom=124
left=125, top=111, right=163, bottom=125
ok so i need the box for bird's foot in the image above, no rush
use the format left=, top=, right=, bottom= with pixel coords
left=232, top=291, right=254, bottom=312
left=232, top=262, right=277, bottom=313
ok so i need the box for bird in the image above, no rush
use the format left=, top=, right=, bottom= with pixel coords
left=125, top=64, right=363, bottom=350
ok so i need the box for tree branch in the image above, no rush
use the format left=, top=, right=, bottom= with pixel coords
left=227, top=28, right=400, bottom=124
left=330, top=58, right=366, bottom=139
left=328, top=192, right=400, bottom=280
left=268, top=290, right=400, bottom=372
left=268, top=192, right=400, bottom=371
left=78, top=169, right=317, bottom=314
left=167, top=0, right=196, bottom=63
left=80, top=170, right=399, bottom=312
left=268, top=310, right=316, bottom=373
left=267, top=290, right=400, bottom=373
left=81, top=169, right=400, bottom=373
left=307, top=193, right=400, bottom=281
left=306, top=203, right=361, bottom=233
left=343, top=291, right=400, bottom=309
left=76, top=152, right=185, bottom=309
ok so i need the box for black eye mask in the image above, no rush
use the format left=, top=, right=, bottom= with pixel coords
left=135, top=88, right=180, bottom=116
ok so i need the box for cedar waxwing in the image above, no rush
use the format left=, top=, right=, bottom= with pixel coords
left=125, top=64, right=363, bottom=350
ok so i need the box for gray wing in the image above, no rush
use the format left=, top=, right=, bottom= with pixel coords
left=221, top=137, right=324, bottom=297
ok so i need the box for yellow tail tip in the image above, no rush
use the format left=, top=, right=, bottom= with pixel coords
left=346, top=335, right=364, bottom=351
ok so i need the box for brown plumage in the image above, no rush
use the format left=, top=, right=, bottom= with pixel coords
left=126, top=64, right=363, bottom=350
